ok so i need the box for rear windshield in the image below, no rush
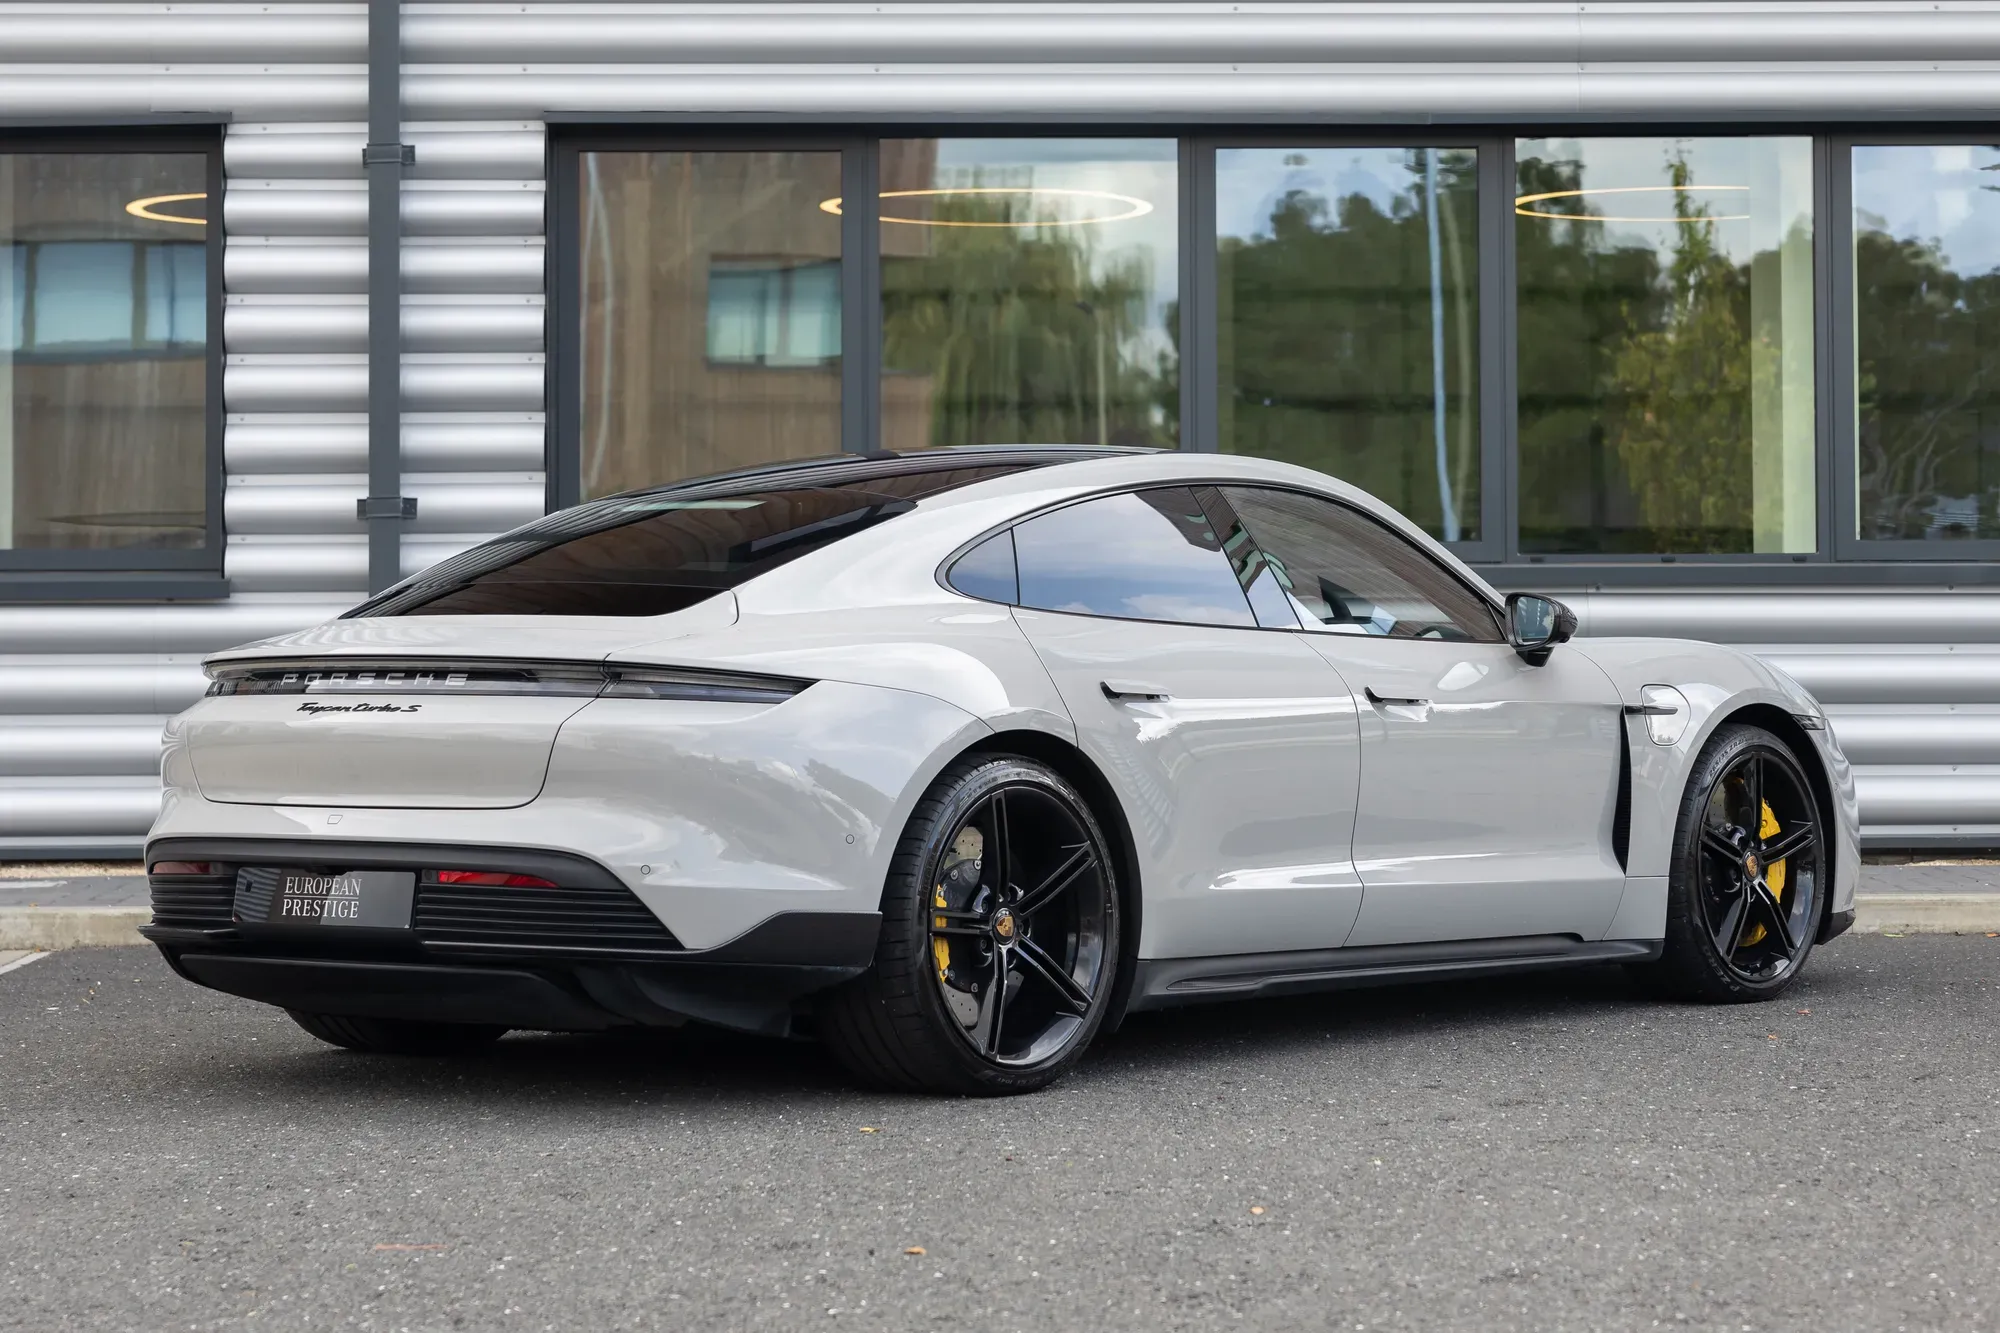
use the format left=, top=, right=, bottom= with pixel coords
left=352, top=464, right=1024, bottom=618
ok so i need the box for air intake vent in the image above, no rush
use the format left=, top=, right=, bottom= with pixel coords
left=414, top=876, right=682, bottom=956
left=148, top=869, right=237, bottom=931
left=1612, top=733, right=1633, bottom=872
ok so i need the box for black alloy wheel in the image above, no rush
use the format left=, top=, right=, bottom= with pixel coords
left=1642, top=723, right=1825, bottom=1001
left=819, top=756, right=1121, bottom=1094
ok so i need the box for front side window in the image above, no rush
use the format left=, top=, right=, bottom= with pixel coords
left=2, top=149, right=210, bottom=558
left=1221, top=487, right=1501, bottom=642
left=1515, top=135, right=1816, bottom=555
left=1852, top=144, right=2000, bottom=542
left=1012, top=487, right=1256, bottom=627
left=1216, top=146, right=1480, bottom=543
left=878, top=138, right=1180, bottom=451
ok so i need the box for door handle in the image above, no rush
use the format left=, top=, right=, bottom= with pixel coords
left=1365, top=687, right=1430, bottom=708
left=1101, top=680, right=1171, bottom=703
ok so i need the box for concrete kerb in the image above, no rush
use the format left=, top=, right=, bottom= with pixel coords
left=0, top=898, right=1995, bottom=953
left=0, top=907, right=153, bottom=951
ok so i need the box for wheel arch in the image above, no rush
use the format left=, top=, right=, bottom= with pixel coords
left=949, top=728, right=1145, bottom=1035
left=1715, top=702, right=1842, bottom=942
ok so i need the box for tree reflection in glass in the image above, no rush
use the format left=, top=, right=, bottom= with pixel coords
left=1216, top=147, right=1479, bottom=543
left=876, top=139, right=1178, bottom=451
left=1853, top=144, right=2000, bottom=542
left=1515, top=136, right=1816, bottom=555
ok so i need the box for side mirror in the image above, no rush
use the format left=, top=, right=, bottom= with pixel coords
left=1505, top=592, right=1576, bottom=665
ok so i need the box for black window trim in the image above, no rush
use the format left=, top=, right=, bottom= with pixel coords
left=0, top=126, right=225, bottom=591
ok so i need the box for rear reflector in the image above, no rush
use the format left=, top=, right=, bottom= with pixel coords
left=148, top=861, right=215, bottom=876
left=433, top=870, right=559, bottom=888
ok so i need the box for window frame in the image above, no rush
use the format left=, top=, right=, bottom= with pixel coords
left=1830, top=128, right=2000, bottom=563
left=1193, top=132, right=1509, bottom=564
left=0, top=127, right=224, bottom=582
left=1499, top=127, right=1837, bottom=573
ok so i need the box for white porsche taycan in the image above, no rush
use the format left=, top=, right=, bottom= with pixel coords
left=144, top=447, right=1859, bottom=1094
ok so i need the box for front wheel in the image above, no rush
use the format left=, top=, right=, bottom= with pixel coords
left=818, top=756, right=1122, bottom=1095
left=1639, top=723, right=1826, bottom=1002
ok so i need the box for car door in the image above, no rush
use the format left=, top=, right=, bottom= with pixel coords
left=1219, top=485, right=1628, bottom=947
left=996, top=485, right=1363, bottom=960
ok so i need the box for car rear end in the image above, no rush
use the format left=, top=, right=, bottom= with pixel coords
left=141, top=452, right=1080, bottom=1037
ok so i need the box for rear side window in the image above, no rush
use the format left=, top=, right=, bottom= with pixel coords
left=1221, top=486, right=1501, bottom=642
left=1012, top=487, right=1257, bottom=628
left=353, top=466, right=1025, bottom=617
left=946, top=530, right=1019, bottom=604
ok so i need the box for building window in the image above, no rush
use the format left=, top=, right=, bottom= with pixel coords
left=1216, top=146, right=1480, bottom=544
left=1, top=148, right=212, bottom=560
left=1852, top=144, right=2000, bottom=543
left=877, top=138, right=1180, bottom=451
left=1515, top=135, right=1817, bottom=555
left=577, top=149, right=843, bottom=500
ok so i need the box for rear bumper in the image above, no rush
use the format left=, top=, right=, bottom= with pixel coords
left=159, top=947, right=871, bottom=1037
left=141, top=836, right=880, bottom=1036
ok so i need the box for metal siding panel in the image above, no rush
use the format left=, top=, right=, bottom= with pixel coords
left=226, top=301, right=544, bottom=353
left=0, top=661, right=208, bottom=716
left=222, top=128, right=543, bottom=180
left=401, top=7, right=2000, bottom=66
left=2, top=13, right=366, bottom=63
left=0, top=781, right=164, bottom=840
left=224, top=420, right=545, bottom=474
left=225, top=480, right=544, bottom=534
left=1577, top=592, right=2000, bottom=645
left=0, top=603, right=348, bottom=656
left=1825, top=712, right=2000, bottom=767
left=0, top=719, right=171, bottom=779
left=226, top=359, right=544, bottom=411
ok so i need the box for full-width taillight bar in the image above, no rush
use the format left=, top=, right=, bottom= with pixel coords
left=203, top=660, right=809, bottom=706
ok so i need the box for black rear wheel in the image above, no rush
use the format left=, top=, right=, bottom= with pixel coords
left=288, top=1011, right=508, bottom=1055
left=818, top=756, right=1120, bottom=1095
left=1639, top=723, right=1825, bottom=1002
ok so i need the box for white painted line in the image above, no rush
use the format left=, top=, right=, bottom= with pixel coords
left=1, top=881, right=61, bottom=891
left=0, top=951, right=51, bottom=977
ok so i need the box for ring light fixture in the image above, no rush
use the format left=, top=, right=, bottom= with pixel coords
left=124, top=192, right=208, bottom=226
left=1513, top=183, right=1749, bottom=223
left=818, top=186, right=1155, bottom=227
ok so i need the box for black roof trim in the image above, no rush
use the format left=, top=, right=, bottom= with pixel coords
left=599, top=445, right=1158, bottom=502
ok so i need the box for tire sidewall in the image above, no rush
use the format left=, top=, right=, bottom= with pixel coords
left=889, top=757, right=1121, bottom=1093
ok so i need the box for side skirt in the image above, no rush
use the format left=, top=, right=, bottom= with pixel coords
left=1126, top=935, right=1663, bottom=1012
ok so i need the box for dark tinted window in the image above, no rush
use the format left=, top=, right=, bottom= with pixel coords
left=356, top=465, right=1026, bottom=617
left=946, top=530, right=1018, bottom=604
left=1013, top=487, right=1256, bottom=628
left=1221, top=487, right=1501, bottom=642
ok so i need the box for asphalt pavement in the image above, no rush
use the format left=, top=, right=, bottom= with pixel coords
left=1, top=936, right=1996, bottom=1332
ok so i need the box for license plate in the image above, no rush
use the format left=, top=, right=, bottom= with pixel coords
left=235, top=867, right=415, bottom=930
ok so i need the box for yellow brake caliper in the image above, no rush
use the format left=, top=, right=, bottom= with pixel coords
left=934, top=827, right=985, bottom=982
left=1740, top=800, right=1786, bottom=947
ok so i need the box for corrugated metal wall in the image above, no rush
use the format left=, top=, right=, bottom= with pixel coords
left=3, top=1, right=1998, bottom=855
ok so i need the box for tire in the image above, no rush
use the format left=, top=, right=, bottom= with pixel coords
left=818, top=755, right=1122, bottom=1095
left=1636, top=723, right=1826, bottom=1003
left=287, top=1010, right=508, bottom=1055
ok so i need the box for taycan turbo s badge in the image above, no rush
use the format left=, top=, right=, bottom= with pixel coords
left=295, top=701, right=424, bottom=714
